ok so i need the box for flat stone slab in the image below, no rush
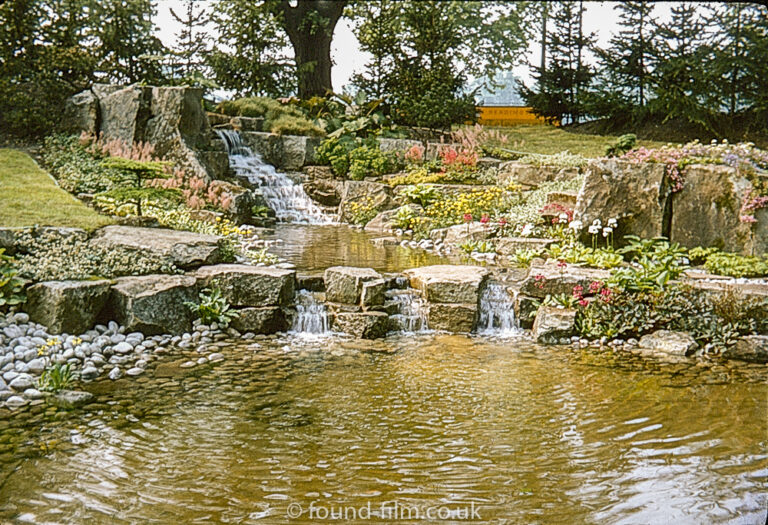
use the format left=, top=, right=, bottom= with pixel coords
left=110, top=274, right=198, bottom=335
left=27, top=280, right=112, bottom=334
left=404, top=265, right=491, bottom=304
left=520, top=261, right=611, bottom=299
left=91, top=225, right=223, bottom=269
left=194, top=264, right=296, bottom=307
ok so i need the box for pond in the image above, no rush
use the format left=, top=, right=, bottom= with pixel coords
left=0, top=333, right=766, bottom=524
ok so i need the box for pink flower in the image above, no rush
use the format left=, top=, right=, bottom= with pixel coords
left=579, top=299, right=589, bottom=307
left=498, top=217, right=508, bottom=226
left=463, top=213, right=473, bottom=223
left=557, top=260, right=567, bottom=269
left=588, top=280, right=603, bottom=294
left=480, top=214, right=490, bottom=224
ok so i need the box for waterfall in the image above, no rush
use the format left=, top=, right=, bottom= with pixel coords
left=477, top=282, right=521, bottom=336
left=388, top=290, right=429, bottom=333
left=216, top=129, right=331, bottom=224
left=291, top=290, right=330, bottom=335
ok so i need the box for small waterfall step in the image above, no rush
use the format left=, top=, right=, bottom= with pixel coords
left=386, top=289, right=429, bottom=333
left=477, top=281, right=521, bottom=336
left=217, top=129, right=332, bottom=225
left=291, top=290, right=330, bottom=335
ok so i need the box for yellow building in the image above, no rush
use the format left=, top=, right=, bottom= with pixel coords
left=475, top=106, right=555, bottom=126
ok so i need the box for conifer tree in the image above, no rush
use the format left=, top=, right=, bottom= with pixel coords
left=169, top=0, right=210, bottom=80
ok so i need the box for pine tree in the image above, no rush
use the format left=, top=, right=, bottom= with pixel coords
left=649, top=2, right=712, bottom=130
left=169, top=0, right=210, bottom=80
left=208, top=0, right=293, bottom=97
left=591, top=1, right=658, bottom=119
left=521, top=1, right=595, bottom=125
left=95, top=0, right=166, bottom=84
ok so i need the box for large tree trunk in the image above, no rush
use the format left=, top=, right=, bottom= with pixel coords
left=275, top=0, right=347, bottom=98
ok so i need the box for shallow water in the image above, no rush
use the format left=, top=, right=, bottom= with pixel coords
left=263, top=224, right=467, bottom=272
left=0, top=334, right=766, bottom=524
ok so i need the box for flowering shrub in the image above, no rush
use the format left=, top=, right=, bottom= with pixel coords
left=439, top=146, right=478, bottom=169
left=347, top=196, right=380, bottom=226
left=404, top=144, right=425, bottom=164
left=424, top=187, right=509, bottom=228
left=622, top=140, right=768, bottom=193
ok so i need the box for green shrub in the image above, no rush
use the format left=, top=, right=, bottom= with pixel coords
left=0, top=249, right=26, bottom=311
left=348, top=144, right=393, bottom=180
left=270, top=114, right=324, bottom=136
left=185, top=287, right=237, bottom=327
left=605, top=133, right=637, bottom=157
left=400, top=184, right=439, bottom=207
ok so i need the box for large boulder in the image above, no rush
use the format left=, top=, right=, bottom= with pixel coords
left=26, top=280, right=112, bottom=334
left=108, top=274, right=198, bottom=335
left=670, top=164, right=755, bottom=253
left=99, top=85, right=153, bottom=145
left=638, top=330, right=699, bottom=356
left=230, top=307, right=291, bottom=334
left=338, top=181, right=398, bottom=223
left=404, top=265, right=491, bottom=304
left=498, top=162, right=580, bottom=188
left=332, top=312, right=389, bottom=339
left=519, top=261, right=611, bottom=299
left=365, top=204, right=422, bottom=233
left=282, top=135, right=322, bottom=170
left=90, top=225, right=223, bottom=269
left=427, top=303, right=477, bottom=333
left=574, top=159, right=670, bottom=240
left=721, top=336, right=768, bottom=364
left=324, top=267, right=382, bottom=305
left=532, top=306, right=576, bottom=344
left=193, top=264, right=296, bottom=307
left=63, top=90, right=99, bottom=135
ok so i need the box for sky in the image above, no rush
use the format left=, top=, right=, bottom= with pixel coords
left=155, top=1, right=673, bottom=93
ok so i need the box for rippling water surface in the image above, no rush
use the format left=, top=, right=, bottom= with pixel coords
left=0, top=334, right=766, bottom=524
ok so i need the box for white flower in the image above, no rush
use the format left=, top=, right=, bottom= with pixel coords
left=568, top=220, right=583, bottom=231
left=588, top=225, right=600, bottom=235
left=521, top=224, right=534, bottom=236
left=558, top=212, right=569, bottom=222
left=602, top=226, right=613, bottom=237
left=607, top=218, right=618, bottom=228
left=592, top=218, right=602, bottom=227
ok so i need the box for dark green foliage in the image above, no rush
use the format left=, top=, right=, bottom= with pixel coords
left=576, top=285, right=767, bottom=351
left=349, top=0, right=529, bottom=129
left=208, top=0, right=294, bottom=97
left=169, top=0, right=210, bottom=80
left=521, top=1, right=596, bottom=125
left=608, top=236, right=688, bottom=293
left=605, top=134, right=637, bottom=157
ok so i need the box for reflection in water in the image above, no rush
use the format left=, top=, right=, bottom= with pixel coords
left=263, top=224, right=469, bottom=272
left=0, top=334, right=765, bottom=524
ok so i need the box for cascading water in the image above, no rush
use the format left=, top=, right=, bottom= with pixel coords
left=477, top=282, right=521, bottom=336
left=216, top=129, right=331, bottom=224
left=291, top=290, right=330, bottom=335
left=388, top=290, right=429, bottom=333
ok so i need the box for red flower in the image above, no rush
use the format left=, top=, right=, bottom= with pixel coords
left=579, top=299, right=589, bottom=307
left=498, top=217, right=508, bottom=226
left=463, top=213, right=473, bottom=223
left=480, top=214, right=490, bottom=224
left=557, top=260, right=567, bottom=269
left=589, top=280, right=603, bottom=294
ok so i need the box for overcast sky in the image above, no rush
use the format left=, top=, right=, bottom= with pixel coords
left=155, top=1, right=673, bottom=91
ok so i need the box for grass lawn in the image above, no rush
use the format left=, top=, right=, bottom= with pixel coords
left=0, top=148, right=113, bottom=230
left=477, top=124, right=670, bottom=158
